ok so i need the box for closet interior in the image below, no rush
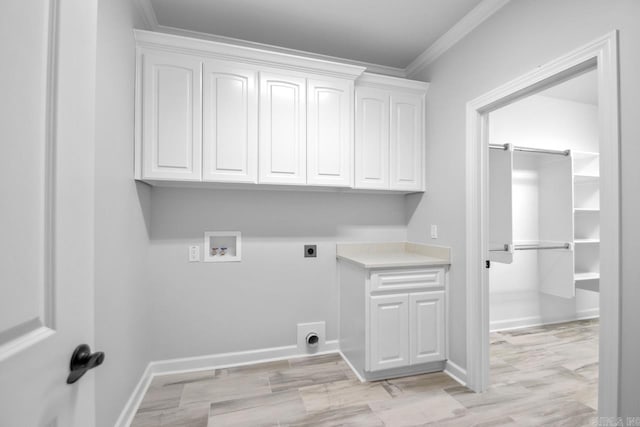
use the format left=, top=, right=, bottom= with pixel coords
left=488, top=70, right=600, bottom=331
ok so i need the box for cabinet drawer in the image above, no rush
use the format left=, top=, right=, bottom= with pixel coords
left=371, top=268, right=443, bottom=293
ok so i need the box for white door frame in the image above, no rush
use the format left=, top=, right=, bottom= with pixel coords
left=465, top=31, right=620, bottom=417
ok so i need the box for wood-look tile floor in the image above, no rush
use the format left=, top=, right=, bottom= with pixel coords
left=131, top=319, right=598, bottom=426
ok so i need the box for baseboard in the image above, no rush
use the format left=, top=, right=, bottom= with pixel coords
left=113, top=363, right=154, bottom=427
left=444, top=359, right=467, bottom=386
left=490, top=308, right=600, bottom=332
left=114, top=340, right=339, bottom=427
left=361, top=361, right=446, bottom=382
left=338, top=350, right=366, bottom=383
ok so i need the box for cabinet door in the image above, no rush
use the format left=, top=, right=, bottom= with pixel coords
left=307, top=78, right=353, bottom=187
left=142, top=51, right=202, bottom=181
left=355, top=87, right=390, bottom=189
left=203, top=61, right=258, bottom=183
left=410, top=291, right=445, bottom=364
left=369, top=294, right=409, bottom=371
left=259, top=72, right=306, bottom=184
left=390, top=93, right=423, bottom=191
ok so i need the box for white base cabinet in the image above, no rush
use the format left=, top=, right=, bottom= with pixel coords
left=339, top=262, right=448, bottom=381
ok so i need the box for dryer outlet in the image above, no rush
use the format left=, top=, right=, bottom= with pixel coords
left=297, top=322, right=325, bottom=354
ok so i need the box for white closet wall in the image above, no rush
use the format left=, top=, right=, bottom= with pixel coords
left=489, top=93, right=599, bottom=331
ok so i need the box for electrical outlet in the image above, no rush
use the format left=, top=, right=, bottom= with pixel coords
left=430, top=225, right=438, bottom=239
left=188, top=245, right=200, bottom=262
left=304, top=244, right=317, bottom=258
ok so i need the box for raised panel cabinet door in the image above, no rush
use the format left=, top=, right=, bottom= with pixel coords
left=355, top=87, right=390, bottom=189
left=203, top=61, right=258, bottom=183
left=369, top=294, right=409, bottom=371
left=259, top=72, right=306, bottom=184
left=307, top=78, right=353, bottom=187
left=409, top=291, right=445, bottom=364
left=142, top=51, right=202, bottom=181
left=390, top=93, right=424, bottom=191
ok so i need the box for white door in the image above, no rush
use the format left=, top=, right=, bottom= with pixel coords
left=307, top=78, right=353, bottom=187
left=1, top=0, right=98, bottom=426
left=409, top=291, right=446, bottom=364
left=259, top=72, right=307, bottom=185
left=142, top=51, right=202, bottom=181
left=355, top=87, right=390, bottom=190
left=390, top=93, right=423, bottom=191
left=369, top=294, right=409, bottom=371
left=203, top=61, right=258, bottom=183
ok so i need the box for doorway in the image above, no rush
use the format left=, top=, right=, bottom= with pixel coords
left=465, top=32, right=620, bottom=417
left=487, top=68, right=600, bottom=413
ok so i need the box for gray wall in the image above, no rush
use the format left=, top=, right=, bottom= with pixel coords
left=94, top=1, right=151, bottom=426
left=405, top=0, right=640, bottom=416
left=148, top=188, right=406, bottom=360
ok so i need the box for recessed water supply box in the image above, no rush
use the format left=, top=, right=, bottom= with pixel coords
left=204, top=231, right=241, bottom=262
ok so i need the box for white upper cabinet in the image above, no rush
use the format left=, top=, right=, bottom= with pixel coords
left=355, top=87, right=390, bottom=189
left=390, top=93, right=424, bottom=191
left=258, top=72, right=307, bottom=185
left=202, top=61, right=258, bottom=183
left=307, top=78, right=353, bottom=187
left=141, top=51, right=202, bottom=181
left=135, top=32, right=430, bottom=192
left=354, top=73, right=428, bottom=192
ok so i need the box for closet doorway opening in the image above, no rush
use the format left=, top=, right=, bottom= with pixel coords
left=465, top=32, right=620, bottom=418
left=488, top=68, right=600, bottom=412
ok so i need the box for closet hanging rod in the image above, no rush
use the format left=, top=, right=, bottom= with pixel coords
left=515, top=243, right=571, bottom=251
left=489, top=243, right=571, bottom=252
left=489, top=143, right=570, bottom=157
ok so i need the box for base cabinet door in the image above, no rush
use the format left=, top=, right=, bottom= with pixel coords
left=409, top=291, right=445, bottom=364
left=142, top=51, right=203, bottom=181
left=369, top=294, right=409, bottom=371
left=202, top=61, right=258, bottom=183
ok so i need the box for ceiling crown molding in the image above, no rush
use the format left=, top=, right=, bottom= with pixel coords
left=133, top=0, right=509, bottom=79
left=405, top=0, right=511, bottom=78
left=154, top=25, right=407, bottom=77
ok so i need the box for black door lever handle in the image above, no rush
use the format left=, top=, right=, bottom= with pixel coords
left=67, top=344, right=105, bottom=384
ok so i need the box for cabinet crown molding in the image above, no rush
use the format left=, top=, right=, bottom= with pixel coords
left=134, top=29, right=366, bottom=80
left=356, top=72, right=430, bottom=93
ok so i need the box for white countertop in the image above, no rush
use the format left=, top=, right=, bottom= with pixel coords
left=336, top=242, right=451, bottom=269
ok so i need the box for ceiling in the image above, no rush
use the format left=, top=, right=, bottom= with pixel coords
left=538, top=70, right=598, bottom=105
left=149, top=0, right=484, bottom=69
